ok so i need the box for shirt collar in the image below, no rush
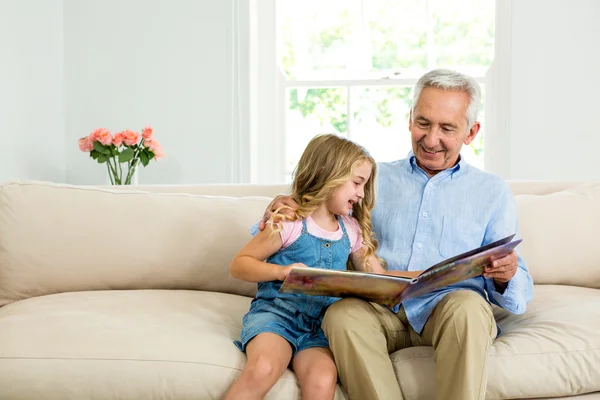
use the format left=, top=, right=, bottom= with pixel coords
left=405, top=150, right=465, bottom=178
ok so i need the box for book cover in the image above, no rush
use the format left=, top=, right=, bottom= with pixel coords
left=279, top=234, right=522, bottom=307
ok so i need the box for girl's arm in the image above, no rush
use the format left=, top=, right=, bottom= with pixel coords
left=350, top=246, right=387, bottom=274
left=230, top=227, right=301, bottom=282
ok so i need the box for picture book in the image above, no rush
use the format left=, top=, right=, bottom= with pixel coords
left=278, top=234, right=522, bottom=307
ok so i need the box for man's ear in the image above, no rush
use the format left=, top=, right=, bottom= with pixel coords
left=408, top=110, right=414, bottom=130
left=463, top=121, right=481, bottom=145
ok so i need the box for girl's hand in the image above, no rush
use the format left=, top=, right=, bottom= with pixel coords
left=279, top=263, right=308, bottom=281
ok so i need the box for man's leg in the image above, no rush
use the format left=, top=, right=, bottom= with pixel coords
left=414, top=290, right=497, bottom=400
left=322, top=298, right=410, bottom=400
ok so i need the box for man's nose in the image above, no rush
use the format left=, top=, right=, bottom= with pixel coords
left=423, top=127, right=441, bottom=147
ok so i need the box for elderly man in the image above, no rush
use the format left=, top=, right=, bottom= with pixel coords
left=258, top=69, right=533, bottom=399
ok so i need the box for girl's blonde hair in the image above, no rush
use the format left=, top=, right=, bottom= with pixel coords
left=270, top=134, right=382, bottom=271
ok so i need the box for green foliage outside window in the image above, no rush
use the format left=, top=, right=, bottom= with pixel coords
left=280, top=0, right=494, bottom=157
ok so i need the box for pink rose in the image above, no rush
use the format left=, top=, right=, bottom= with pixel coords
left=113, top=132, right=124, bottom=147
left=144, top=138, right=165, bottom=159
left=122, top=130, right=140, bottom=146
left=90, top=128, right=112, bottom=146
left=152, top=143, right=165, bottom=159
left=142, top=125, right=153, bottom=139
left=78, top=136, right=94, bottom=152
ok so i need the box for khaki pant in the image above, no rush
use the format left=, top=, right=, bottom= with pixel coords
left=322, top=290, right=497, bottom=400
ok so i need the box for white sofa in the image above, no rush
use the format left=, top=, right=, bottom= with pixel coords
left=0, top=180, right=598, bottom=400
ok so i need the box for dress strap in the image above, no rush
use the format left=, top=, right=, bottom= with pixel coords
left=301, top=217, right=308, bottom=231
left=337, top=215, right=348, bottom=235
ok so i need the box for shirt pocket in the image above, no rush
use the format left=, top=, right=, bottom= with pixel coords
left=439, top=216, right=484, bottom=259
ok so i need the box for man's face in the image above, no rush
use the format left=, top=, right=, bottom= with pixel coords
left=409, top=87, right=480, bottom=177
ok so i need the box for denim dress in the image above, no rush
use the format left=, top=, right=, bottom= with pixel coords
left=235, top=217, right=351, bottom=356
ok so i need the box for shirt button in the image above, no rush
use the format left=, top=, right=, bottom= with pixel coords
left=428, top=183, right=433, bottom=188
left=417, top=243, right=422, bottom=249
left=422, top=212, right=428, bottom=217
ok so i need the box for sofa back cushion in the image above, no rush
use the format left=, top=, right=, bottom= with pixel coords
left=515, top=183, right=600, bottom=288
left=0, top=182, right=269, bottom=307
left=1, top=180, right=599, bottom=307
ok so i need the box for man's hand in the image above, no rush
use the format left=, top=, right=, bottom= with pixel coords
left=483, top=250, right=518, bottom=290
left=258, top=195, right=300, bottom=231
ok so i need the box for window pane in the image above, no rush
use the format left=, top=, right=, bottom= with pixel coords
left=278, top=0, right=365, bottom=79
left=350, top=86, right=413, bottom=161
left=430, top=0, right=495, bottom=69
left=285, top=88, right=348, bottom=181
left=365, top=0, right=428, bottom=72
left=278, top=0, right=495, bottom=78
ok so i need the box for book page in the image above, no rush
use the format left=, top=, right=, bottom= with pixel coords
left=399, top=237, right=522, bottom=302
left=280, top=268, right=414, bottom=308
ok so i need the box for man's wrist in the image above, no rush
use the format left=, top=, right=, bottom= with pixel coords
left=494, top=279, right=508, bottom=294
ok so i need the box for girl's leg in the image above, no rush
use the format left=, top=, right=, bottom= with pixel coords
left=224, top=333, right=293, bottom=400
left=291, top=347, right=338, bottom=400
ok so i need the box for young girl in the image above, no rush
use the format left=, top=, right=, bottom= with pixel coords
left=225, top=134, right=386, bottom=400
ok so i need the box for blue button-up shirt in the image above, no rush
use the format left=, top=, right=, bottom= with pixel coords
left=375, top=152, right=533, bottom=333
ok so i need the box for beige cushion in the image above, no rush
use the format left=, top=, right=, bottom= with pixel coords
left=515, top=183, right=600, bottom=288
left=0, top=181, right=268, bottom=306
left=393, top=285, right=600, bottom=399
left=1, top=286, right=598, bottom=399
left=0, top=289, right=348, bottom=399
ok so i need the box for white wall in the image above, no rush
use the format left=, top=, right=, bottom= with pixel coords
left=63, top=0, right=237, bottom=184
left=505, top=0, right=600, bottom=180
left=0, top=0, right=65, bottom=183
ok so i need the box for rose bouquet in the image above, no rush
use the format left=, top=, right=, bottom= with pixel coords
left=78, top=126, right=164, bottom=185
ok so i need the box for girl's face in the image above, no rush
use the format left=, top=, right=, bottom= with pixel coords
left=327, top=160, right=373, bottom=216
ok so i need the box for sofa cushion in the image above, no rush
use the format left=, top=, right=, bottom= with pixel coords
left=0, top=289, right=348, bottom=399
left=1, top=286, right=598, bottom=399
left=514, top=183, right=600, bottom=288
left=0, top=181, right=271, bottom=306
left=392, top=285, right=600, bottom=399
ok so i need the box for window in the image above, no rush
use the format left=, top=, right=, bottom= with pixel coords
left=276, top=0, right=495, bottom=182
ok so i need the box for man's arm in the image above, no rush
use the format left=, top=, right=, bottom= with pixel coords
left=257, top=195, right=299, bottom=231
left=250, top=195, right=299, bottom=237
left=482, top=183, right=534, bottom=314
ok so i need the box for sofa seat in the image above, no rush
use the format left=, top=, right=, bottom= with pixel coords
left=0, top=289, right=347, bottom=399
left=392, top=285, right=600, bottom=399
left=1, top=285, right=598, bottom=400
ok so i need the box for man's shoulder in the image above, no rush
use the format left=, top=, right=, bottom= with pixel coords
left=462, top=164, right=511, bottom=196
left=376, top=158, right=407, bottom=170
left=376, top=159, right=409, bottom=178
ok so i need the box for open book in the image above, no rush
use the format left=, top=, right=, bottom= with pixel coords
left=279, top=234, right=522, bottom=308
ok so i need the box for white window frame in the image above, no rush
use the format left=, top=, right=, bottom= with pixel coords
left=246, top=0, right=512, bottom=183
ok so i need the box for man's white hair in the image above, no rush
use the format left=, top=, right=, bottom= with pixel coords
left=411, top=69, right=481, bottom=129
